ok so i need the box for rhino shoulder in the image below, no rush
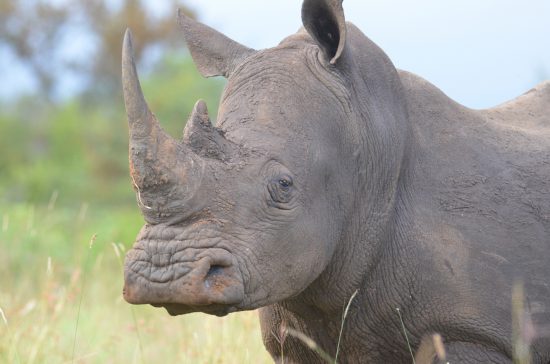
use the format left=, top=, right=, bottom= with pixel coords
left=396, top=70, right=475, bottom=132
left=397, top=70, right=470, bottom=112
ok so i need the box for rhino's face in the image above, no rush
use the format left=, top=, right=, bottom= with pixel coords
left=122, top=1, right=354, bottom=316
left=122, top=43, right=351, bottom=317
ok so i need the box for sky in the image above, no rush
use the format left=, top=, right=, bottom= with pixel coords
left=1, top=0, right=549, bottom=109
left=183, top=0, right=550, bottom=109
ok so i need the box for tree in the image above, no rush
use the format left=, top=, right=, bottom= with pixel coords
left=0, top=0, right=195, bottom=102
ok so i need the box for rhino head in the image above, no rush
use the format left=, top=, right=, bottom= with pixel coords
left=122, top=0, right=408, bottom=317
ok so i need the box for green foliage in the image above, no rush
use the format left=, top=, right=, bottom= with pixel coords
left=0, top=0, right=197, bottom=100
left=0, top=55, right=268, bottom=363
left=0, top=54, right=225, bottom=207
left=0, top=99, right=126, bottom=205
left=143, top=53, right=226, bottom=135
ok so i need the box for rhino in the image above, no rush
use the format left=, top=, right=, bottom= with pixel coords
left=121, top=0, right=550, bottom=362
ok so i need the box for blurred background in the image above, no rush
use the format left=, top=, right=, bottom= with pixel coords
left=0, top=0, right=548, bottom=363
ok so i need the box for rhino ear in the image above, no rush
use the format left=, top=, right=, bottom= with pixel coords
left=178, top=9, right=256, bottom=78
left=301, top=0, right=347, bottom=64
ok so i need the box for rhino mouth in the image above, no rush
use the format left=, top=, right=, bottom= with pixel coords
left=123, top=237, right=245, bottom=316
left=154, top=302, right=236, bottom=317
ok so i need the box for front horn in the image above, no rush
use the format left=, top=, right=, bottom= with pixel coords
left=122, top=29, right=203, bottom=215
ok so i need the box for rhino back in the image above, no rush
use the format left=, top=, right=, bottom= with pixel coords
left=401, top=71, right=550, bottom=236
left=399, top=70, right=550, bottom=357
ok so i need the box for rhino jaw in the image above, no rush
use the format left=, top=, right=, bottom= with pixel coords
left=123, top=240, right=245, bottom=317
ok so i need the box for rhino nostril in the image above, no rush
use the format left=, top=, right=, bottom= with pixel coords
left=204, top=264, right=228, bottom=290
left=206, top=265, right=224, bottom=278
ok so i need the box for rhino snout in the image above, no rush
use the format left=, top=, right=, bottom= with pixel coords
left=123, top=244, right=245, bottom=315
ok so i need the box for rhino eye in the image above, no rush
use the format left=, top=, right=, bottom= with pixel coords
left=268, top=175, right=294, bottom=205
left=278, top=178, right=292, bottom=189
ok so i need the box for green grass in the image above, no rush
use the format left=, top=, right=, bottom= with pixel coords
left=0, top=202, right=271, bottom=363
left=0, top=53, right=270, bottom=363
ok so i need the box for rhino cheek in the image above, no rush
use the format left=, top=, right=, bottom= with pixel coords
left=246, top=230, right=332, bottom=305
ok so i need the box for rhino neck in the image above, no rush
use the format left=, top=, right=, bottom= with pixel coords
left=260, top=191, right=418, bottom=362
left=256, top=25, right=422, bottom=363
left=260, top=163, right=418, bottom=363
left=314, top=41, right=416, bottom=312
left=272, top=57, right=416, bottom=319
left=259, top=31, right=421, bottom=363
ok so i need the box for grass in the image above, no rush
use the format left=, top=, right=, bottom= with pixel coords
left=0, top=202, right=271, bottom=363
left=0, top=53, right=275, bottom=363
left=282, top=289, right=360, bottom=364
left=396, top=307, right=416, bottom=363
left=1, top=200, right=544, bottom=364
left=0, top=200, right=469, bottom=363
left=335, top=289, right=359, bottom=363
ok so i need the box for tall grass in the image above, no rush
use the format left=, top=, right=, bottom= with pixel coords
left=0, top=202, right=270, bottom=363
left=0, top=54, right=268, bottom=363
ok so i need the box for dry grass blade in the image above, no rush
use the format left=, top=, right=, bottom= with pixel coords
left=111, top=242, right=144, bottom=364
left=414, top=333, right=446, bottom=364
left=512, top=281, right=533, bottom=364
left=286, top=328, right=334, bottom=363
left=274, top=321, right=288, bottom=364
left=28, top=325, right=50, bottom=364
left=334, top=289, right=359, bottom=363
left=1, top=306, right=22, bottom=364
left=0, top=306, right=8, bottom=326
left=396, top=307, right=416, bottom=364
left=71, top=233, right=97, bottom=364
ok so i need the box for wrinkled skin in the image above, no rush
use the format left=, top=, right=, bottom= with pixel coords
left=121, top=1, right=550, bottom=362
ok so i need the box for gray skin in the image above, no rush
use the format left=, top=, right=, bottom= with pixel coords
left=121, top=0, right=550, bottom=362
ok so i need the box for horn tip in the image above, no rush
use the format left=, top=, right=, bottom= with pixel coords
left=177, top=8, right=190, bottom=25
left=195, top=99, right=208, bottom=115
left=123, top=28, right=133, bottom=48
left=122, top=28, right=136, bottom=63
left=122, top=25, right=152, bottom=130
